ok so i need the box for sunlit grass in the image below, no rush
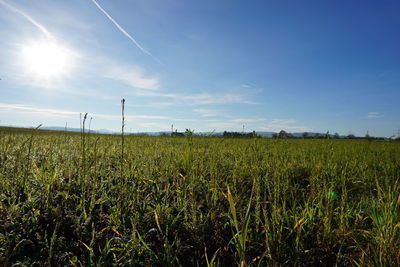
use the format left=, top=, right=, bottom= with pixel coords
left=0, top=126, right=399, bottom=265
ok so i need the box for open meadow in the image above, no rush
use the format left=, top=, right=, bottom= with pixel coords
left=1, top=127, right=400, bottom=266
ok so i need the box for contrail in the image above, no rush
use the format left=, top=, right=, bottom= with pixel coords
left=90, top=0, right=155, bottom=58
left=0, top=0, right=52, bottom=39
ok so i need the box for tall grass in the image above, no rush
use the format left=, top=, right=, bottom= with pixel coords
left=0, top=127, right=399, bottom=266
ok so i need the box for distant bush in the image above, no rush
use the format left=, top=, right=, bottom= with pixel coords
left=223, top=131, right=259, bottom=138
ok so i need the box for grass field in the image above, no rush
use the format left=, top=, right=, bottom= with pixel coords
left=0, top=126, right=400, bottom=266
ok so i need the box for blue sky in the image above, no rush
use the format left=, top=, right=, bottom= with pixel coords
left=0, top=0, right=399, bottom=136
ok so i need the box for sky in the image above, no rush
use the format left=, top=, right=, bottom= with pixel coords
left=0, top=0, right=399, bottom=136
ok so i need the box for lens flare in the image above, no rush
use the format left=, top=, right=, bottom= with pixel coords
left=22, top=40, right=73, bottom=79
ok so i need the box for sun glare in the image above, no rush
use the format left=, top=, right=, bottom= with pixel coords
left=22, top=41, right=72, bottom=78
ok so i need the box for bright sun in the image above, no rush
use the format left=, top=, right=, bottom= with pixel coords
left=22, top=41, right=72, bottom=78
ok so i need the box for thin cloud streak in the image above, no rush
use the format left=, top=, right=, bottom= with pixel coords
left=130, top=90, right=259, bottom=106
left=1, top=104, right=313, bottom=133
left=0, top=104, right=170, bottom=121
left=90, top=0, right=156, bottom=60
left=259, top=119, right=312, bottom=132
left=229, top=118, right=267, bottom=123
left=367, top=112, right=382, bottom=118
left=0, top=103, right=78, bottom=116
left=98, top=63, right=259, bottom=105
left=0, top=104, right=192, bottom=123
left=105, top=65, right=159, bottom=90
left=98, top=114, right=169, bottom=121
left=207, top=122, right=243, bottom=129
left=0, top=0, right=51, bottom=39
left=193, top=109, right=219, bottom=117
left=138, top=122, right=172, bottom=130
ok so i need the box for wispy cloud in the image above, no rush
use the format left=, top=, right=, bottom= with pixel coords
left=0, top=103, right=313, bottom=134
left=229, top=118, right=267, bottom=123
left=367, top=112, right=382, bottom=118
left=208, top=122, right=243, bottom=129
left=95, top=61, right=259, bottom=105
left=0, top=0, right=51, bottom=39
left=97, top=114, right=169, bottom=121
left=90, top=0, right=155, bottom=59
left=142, top=102, right=176, bottom=107
left=0, top=103, right=78, bottom=118
left=131, top=91, right=259, bottom=106
left=259, top=119, right=312, bottom=132
left=193, top=109, right=219, bottom=117
left=137, top=122, right=171, bottom=130
left=0, top=103, right=177, bottom=131
left=0, top=103, right=186, bottom=124
left=271, top=119, right=297, bottom=124
left=193, top=93, right=257, bottom=105
left=105, top=65, right=160, bottom=90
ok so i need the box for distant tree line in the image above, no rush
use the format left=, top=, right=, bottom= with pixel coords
left=222, top=131, right=259, bottom=138
left=272, top=130, right=387, bottom=140
left=167, top=130, right=260, bottom=138
left=132, top=129, right=395, bottom=140
left=171, top=131, right=185, bottom=137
